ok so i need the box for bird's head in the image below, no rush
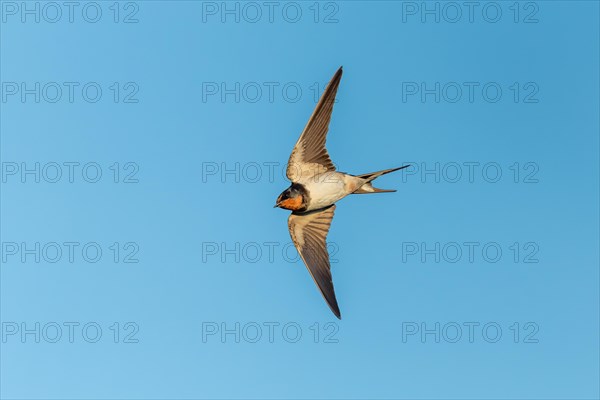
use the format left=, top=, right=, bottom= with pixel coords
left=275, top=184, right=306, bottom=211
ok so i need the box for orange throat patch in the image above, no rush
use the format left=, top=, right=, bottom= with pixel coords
left=278, top=195, right=304, bottom=211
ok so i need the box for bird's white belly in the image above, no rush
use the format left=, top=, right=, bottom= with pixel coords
left=301, top=172, right=350, bottom=211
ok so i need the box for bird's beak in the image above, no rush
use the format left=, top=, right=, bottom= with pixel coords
left=273, top=203, right=279, bottom=208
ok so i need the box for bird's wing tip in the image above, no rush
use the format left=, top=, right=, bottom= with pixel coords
left=332, top=307, right=342, bottom=319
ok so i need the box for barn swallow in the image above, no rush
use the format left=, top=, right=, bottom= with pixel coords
left=275, top=66, right=409, bottom=319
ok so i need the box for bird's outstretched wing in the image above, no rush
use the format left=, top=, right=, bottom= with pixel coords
left=287, top=205, right=340, bottom=319
left=286, top=67, right=343, bottom=181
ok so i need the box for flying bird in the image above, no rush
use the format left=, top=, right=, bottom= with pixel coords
left=275, top=67, right=409, bottom=319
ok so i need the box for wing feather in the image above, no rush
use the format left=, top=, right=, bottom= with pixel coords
left=287, top=205, right=340, bottom=319
left=286, top=67, right=343, bottom=181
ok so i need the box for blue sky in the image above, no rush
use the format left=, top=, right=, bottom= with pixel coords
left=1, top=1, right=599, bottom=399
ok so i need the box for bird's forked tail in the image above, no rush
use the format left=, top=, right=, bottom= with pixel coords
left=352, top=165, right=410, bottom=194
